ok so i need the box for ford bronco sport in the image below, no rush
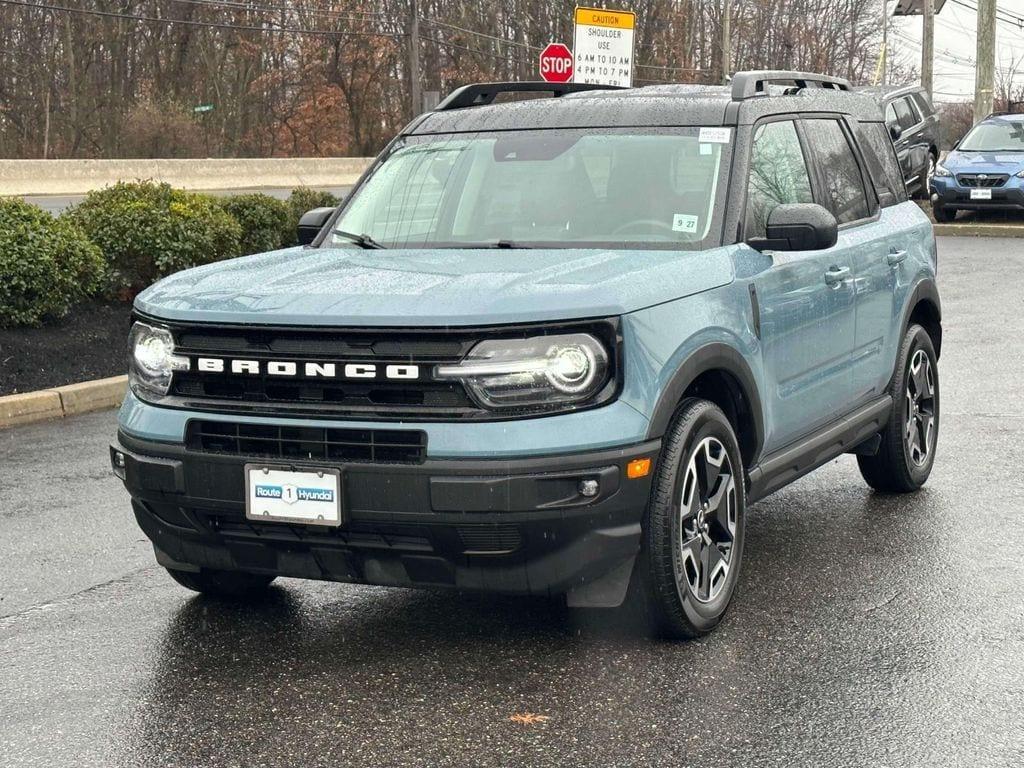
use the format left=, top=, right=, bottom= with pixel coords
left=112, top=71, right=941, bottom=639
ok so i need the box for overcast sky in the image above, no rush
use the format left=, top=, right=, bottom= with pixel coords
left=890, top=0, right=1024, bottom=102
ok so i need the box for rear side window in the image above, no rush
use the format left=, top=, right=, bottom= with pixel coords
left=745, top=120, right=815, bottom=238
left=893, top=98, right=917, bottom=130
left=857, top=122, right=908, bottom=206
left=801, top=118, right=872, bottom=224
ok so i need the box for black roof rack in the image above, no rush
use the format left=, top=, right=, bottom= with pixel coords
left=731, top=70, right=851, bottom=101
left=434, top=81, right=625, bottom=111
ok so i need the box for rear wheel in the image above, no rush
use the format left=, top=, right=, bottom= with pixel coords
left=633, top=398, right=746, bottom=639
left=858, top=324, right=939, bottom=492
left=166, top=567, right=276, bottom=599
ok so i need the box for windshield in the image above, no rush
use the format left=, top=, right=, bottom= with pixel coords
left=326, top=128, right=729, bottom=250
left=958, top=120, right=1024, bottom=152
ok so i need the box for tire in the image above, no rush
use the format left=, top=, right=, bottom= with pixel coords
left=166, top=567, right=276, bottom=599
left=858, top=324, right=939, bottom=493
left=932, top=203, right=954, bottom=223
left=632, top=398, right=746, bottom=639
left=915, top=152, right=937, bottom=200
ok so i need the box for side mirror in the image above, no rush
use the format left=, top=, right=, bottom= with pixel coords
left=752, top=203, right=838, bottom=252
left=889, top=124, right=903, bottom=141
left=296, top=207, right=335, bottom=246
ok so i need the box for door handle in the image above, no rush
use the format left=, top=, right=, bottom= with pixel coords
left=824, top=266, right=850, bottom=288
left=887, top=249, right=908, bottom=267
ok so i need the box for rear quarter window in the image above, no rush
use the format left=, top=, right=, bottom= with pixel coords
left=911, top=92, right=934, bottom=118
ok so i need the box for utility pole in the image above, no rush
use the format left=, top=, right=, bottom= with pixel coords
left=921, top=0, right=934, bottom=98
left=975, top=0, right=996, bottom=123
left=721, top=0, right=731, bottom=84
left=881, top=0, right=888, bottom=85
left=409, top=0, right=422, bottom=118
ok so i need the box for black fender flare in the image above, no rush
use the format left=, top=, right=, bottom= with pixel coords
left=645, top=343, right=765, bottom=465
left=900, top=277, right=942, bottom=357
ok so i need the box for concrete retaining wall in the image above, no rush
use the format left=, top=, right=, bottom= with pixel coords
left=0, top=158, right=374, bottom=196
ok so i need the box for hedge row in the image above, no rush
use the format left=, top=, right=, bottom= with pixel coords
left=0, top=182, right=340, bottom=327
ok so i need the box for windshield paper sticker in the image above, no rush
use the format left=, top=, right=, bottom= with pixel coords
left=698, top=127, right=731, bottom=144
left=672, top=214, right=700, bottom=233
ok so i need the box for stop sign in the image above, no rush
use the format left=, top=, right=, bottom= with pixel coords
left=539, top=43, right=574, bottom=83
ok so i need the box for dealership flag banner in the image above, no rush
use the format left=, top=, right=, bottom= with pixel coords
left=572, top=6, right=635, bottom=87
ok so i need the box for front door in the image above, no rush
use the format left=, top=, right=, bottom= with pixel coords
left=745, top=118, right=859, bottom=452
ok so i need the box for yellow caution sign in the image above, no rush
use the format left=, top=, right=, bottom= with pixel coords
left=574, top=6, right=636, bottom=30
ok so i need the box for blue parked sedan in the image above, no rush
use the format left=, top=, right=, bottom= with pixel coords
left=931, top=113, right=1024, bottom=222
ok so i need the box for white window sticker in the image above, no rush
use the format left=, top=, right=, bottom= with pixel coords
left=698, top=127, right=732, bottom=144
left=672, top=213, right=700, bottom=233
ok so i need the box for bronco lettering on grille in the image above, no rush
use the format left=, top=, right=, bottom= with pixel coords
left=194, top=358, right=420, bottom=380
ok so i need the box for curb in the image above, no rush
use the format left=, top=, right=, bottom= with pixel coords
left=0, top=375, right=127, bottom=429
left=934, top=223, right=1024, bottom=238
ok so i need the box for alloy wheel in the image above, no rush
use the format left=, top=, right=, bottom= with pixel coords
left=674, top=437, right=738, bottom=603
left=905, top=349, right=936, bottom=466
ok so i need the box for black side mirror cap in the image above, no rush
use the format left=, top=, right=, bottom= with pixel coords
left=750, top=203, right=838, bottom=252
left=296, top=207, right=336, bottom=246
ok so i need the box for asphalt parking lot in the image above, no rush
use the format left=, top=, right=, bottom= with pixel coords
left=2, top=235, right=1023, bottom=767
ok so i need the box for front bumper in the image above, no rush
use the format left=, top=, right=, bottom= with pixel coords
left=931, top=177, right=1024, bottom=211
left=112, top=431, right=660, bottom=606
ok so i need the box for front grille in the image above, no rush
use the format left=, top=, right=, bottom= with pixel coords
left=142, top=317, right=620, bottom=421
left=957, top=174, right=1009, bottom=188
left=166, top=325, right=478, bottom=419
left=187, top=420, right=427, bottom=464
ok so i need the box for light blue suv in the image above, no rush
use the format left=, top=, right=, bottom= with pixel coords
left=111, top=72, right=941, bottom=639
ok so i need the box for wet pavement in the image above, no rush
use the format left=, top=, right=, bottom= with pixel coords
left=2, top=236, right=1023, bottom=767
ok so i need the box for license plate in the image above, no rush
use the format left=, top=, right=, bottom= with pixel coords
left=970, top=188, right=993, bottom=200
left=245, top=464, right=341, bottom=526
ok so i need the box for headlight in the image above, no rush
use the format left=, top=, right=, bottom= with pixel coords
left=933, top=163, right=952, bottom=178
left=128, top=322, right=189, bottom=398
left=436, top=333, right=611, bottom=411
left=1015, top=169, right=1024, bottom=178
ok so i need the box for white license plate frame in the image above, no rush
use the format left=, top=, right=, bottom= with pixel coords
left=244, top=464, right=342, bottom=527
left=970, top=188, right=993, bottom=200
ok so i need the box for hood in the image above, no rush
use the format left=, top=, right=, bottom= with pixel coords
left=945, top=149, right=1024, bottom=172
left=134, top=246, right=736, bottom=326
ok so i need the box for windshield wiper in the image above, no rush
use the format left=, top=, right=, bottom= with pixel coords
left=332, top=229, right=386, bottom=249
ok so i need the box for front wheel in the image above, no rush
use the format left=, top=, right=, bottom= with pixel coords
left=858, top=324, right=939, bottom=492
left=632, top=398, right=746, bottom=639
left=932, top=203, right=955, bottom=223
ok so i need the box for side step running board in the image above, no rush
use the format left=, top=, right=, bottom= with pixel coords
left=746, top=396, right=892, bottom=503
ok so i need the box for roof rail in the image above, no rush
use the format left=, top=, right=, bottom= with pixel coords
left=731, top=70, right=852, bottom=101
left=435, top=81, right=624, bottom=111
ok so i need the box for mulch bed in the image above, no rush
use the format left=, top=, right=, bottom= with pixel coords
left=0, top=301, right=131, bottom=396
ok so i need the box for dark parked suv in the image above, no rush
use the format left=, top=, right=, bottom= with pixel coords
left=859, top=85, right=940, bottom=198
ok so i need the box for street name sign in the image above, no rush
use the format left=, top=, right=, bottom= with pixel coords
left=572, top=6, right=635, bottom=87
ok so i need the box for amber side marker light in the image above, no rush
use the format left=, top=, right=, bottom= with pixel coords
left=627, top=457, right=651, bottom=479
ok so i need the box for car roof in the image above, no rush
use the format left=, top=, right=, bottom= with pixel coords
left=411, top=81, right=885, bottom=135
left=856, top=84, right=926, bottom=102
